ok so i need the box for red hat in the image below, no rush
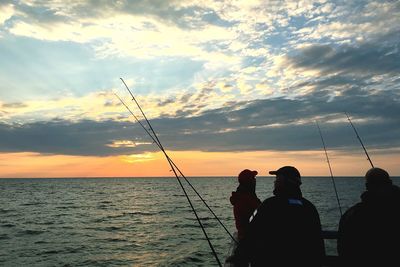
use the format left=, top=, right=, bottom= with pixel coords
left=238, top=169, right=258, bottom=184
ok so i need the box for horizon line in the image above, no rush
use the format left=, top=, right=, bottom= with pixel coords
left=0, top=176, right=375, bottom=179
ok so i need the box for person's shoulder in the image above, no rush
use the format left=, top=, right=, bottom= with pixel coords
left=230, top=191, right=239, bottom=205
left=260, top=196, right=279, bottom=205
left=341, top=202, right=363, bottom=220
left=250, top=197, right=279, bottom=222
left=298, top=197, right=322, bottom=216
left=257, top=196, right=279, bottom=210
left=389, top=184, right=400, bottom=197
left=300, top=197, right=318, bottom=209
left=392, top=184, right=400, bottom=190
left=300, top=197, right=314, bottom=205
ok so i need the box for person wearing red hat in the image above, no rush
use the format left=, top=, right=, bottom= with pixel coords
left=230, top=169, right=261, bottom=241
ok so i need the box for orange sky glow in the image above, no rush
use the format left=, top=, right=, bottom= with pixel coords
left=0, top=150, right=397, bottom=178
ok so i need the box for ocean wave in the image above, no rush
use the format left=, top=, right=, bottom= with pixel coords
left=21, top=202, right=45, bottom=206
left=37, top=249, right=63, bottom=255
left=0, top=208, right=15, bottom=213
left=36, top=221, right=55, bottom=225
left=102, top=226, right=123, bottom=231
left=162, top=253, right=203, bottom=266
left=100, top=237, right=128, bottom=243
left=123, top=211, right=157, bottom=216
left=1, top=223, right=16, bottom=228
left=56, top=206, right=79, bottom=210
left=0, top=234, right=10, bottom=240
left=17, top=229, right=44, bottom=236
left=34, top=240, right=48, bottom=244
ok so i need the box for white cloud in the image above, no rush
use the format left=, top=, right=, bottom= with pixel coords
left=0, top=91, right=127, bottom=123
left=295, top=1, right=400, bottom=43
left=0, top=3, right=14, bottom=25
left=2, top=0, right=399, bottom=121
left=121, top=153, right=156, bottom=163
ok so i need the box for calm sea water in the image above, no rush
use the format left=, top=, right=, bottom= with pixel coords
left=1, top=177, right=399, bottom=266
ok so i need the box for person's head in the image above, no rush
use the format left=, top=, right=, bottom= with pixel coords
left=269, top=166, right=302, bottom=196
left=238, top=169, right=258, bottom=186
left=365, top=167, right=392, bottom=191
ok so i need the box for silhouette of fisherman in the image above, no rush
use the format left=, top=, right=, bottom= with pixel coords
left=337, top=167, right=400, bottom=267
left=230, top=169, right=261, bottom=241
left=233, top=166, right=325, bottom=267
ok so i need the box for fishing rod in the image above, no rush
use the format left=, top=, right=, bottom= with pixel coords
left=118, top=78, right=237, bottom=243
left=345, top=112, right=374, bottom=168
left=117, top=78, right=223, bottom=266
left=115, top=91, right=237, bottom=244
left=315, top=121, right=342, bottom=216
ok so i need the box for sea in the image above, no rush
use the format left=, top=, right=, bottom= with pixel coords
left=1, top=176, right=399, bottom=267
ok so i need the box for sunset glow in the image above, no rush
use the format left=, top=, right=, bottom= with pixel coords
left=0, top=149, right=398, bottom=178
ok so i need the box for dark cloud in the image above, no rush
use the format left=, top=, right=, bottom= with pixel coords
left=288, top=33, right=400, bottom=76
left=1, top=86, right=399, bottom=156
left=179, top=93, right=193, bottom=103
left=157, top=97, right=176, bottom=107
left=11, top=0, right=231, bottom=30
left=193, top=87, right=214, bottom=102
left=1, top=102, right=27, bottom=108
left=0, top=119, right=154, bottom=156
left=154, top=86, right=400, bottom=154
left=0, top=1, right=13, bottom=8
left=104, top=100, right=122, bottom=107
left=12, top=2, right=71, bottom=24
left=111, top=1, right=232, bottom=29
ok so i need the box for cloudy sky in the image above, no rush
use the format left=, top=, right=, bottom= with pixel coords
left=0, top=0, right=399, bottom=177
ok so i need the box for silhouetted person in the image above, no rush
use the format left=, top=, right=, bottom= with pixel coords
left=337, top=167, right=400, bottom=266
left=234, top=166, right=325, bottom=267
left=230, top=169, right=261, bottom=241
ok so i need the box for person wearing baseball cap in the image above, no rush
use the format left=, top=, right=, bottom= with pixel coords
left=230, top=169, right=261, bottom=241
left=338, top=167, right=400, bottom=266
left=234, top=166, right=325, bottom=266
left=269, top=166, right=302, bottom=197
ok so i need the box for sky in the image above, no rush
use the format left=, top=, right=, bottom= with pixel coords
left=0, top=0, right=399, bottom=178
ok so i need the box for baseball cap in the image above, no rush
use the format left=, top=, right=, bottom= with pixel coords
left=269, top=166, right=301, bottom=185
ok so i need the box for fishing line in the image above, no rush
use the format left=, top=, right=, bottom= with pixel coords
left=115, top=91, right=237, bottom=244
left=117, top=78, right=225, bottom=266
left=345, top=112, right=374, bottom=168
left=315, top=120, right=342, bottom=216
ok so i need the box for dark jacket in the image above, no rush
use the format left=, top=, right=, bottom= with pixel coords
left=230, top=184, right=261, bottom=240
left=236, top=192, right=325, bottom=267
left=337, top=184, right=400, bottom=266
